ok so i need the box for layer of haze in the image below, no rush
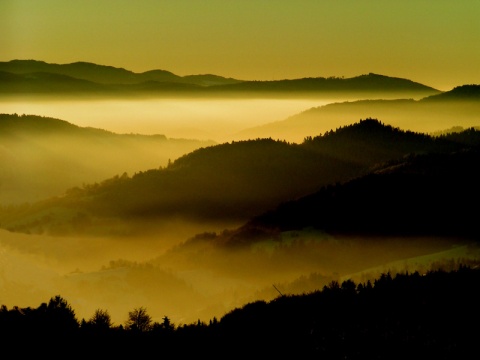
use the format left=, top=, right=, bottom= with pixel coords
left=1, top=1, right=479, bottom=91
left=2, top=96, right=479, bottom=326
left=0, top=98, right=331, bottom=142
left=1, top=227, right=477, bottom=326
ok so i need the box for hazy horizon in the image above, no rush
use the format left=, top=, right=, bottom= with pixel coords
left=2, top=1, right=479, bottom=91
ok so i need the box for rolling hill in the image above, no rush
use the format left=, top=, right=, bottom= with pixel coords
left=233, top=85, right=480, bottom=142
left=2, top=118, right=479, bottom=237
left=142, top=123, right=480, bottom=308
left=2, top=117, right=479, bottom=328
left=229, top=146, right=480, bottom=243
left=0, top=113, right=215, bottom=205
left=205, top=72, right=440, bottom=98
left=420, top=84, right=480, bottom=101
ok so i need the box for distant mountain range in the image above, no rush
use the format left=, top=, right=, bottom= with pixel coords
left=0, top=60, right=440, bottom=98
left=0, top=59, right=242, bottom=86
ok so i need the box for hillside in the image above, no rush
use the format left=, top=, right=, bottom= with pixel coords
left=134, top=124, right=480, bottom=315
left=0, top=113, right=215, bottom=204
left=420, top=84, right=480, bottom=101
left=233, top=85, right=480, bottom=142
left=2, top=118, right=478, bottom=237
left=2, top=119, right=479, bottom=328
left=232, top=145, right=480, bottom=242
left=1, top=266, right=479, bottom=358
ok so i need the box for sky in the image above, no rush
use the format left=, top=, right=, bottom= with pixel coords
left=1, top=0, right=479, bottom=91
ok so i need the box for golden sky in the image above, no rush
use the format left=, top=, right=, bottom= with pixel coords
left=1, top=0, right=479, bottom=91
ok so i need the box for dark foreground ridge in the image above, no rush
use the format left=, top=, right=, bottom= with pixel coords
left=1, top=265, right=479, bottom=358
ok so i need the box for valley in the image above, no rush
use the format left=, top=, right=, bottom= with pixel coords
left=1, top=60, right=479, bottom=326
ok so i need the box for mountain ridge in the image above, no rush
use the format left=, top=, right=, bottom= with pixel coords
left=0, top=60, right=440, bottom=98
left=0, top=59, right=243, bottom=86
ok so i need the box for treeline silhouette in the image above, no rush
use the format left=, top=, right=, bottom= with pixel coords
left=2, top=265, right=479, bottom=357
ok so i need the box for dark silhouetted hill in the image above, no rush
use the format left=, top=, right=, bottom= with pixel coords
left=0, top=70, right=110, bottom=94
left=229, top=138, right=480, bottom=243
left=0, top=60, right=139, bottom=84
left=0, top=112, right=114, bottom=136
left=0, top=59, right=242, bottom=87
left=211, top=73, right=439, bottom=95
left=420, top=84, right=480, bottom=101
left=3, top=118, right=479, bottom=236
left=1, top=266, right=479, bottom=358
left=212, top=266, right=480, bottom=358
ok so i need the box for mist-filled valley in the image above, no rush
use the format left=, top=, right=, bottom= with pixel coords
left=1, top=62, right=480, bottom=330
left=0, top=97, right=330, bottom=142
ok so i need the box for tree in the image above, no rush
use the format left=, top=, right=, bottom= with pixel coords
left=124, top=307, right=152, bottom=333
left=88, top=309, right=112, bottom=332
left=162, top=315, right=174, bottom=331
left=36, top=295, right=79, bottom=334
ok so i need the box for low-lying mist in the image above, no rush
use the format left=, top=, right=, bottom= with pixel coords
left=2, top=92, right=479, bottom=328
left=0, top=97, right=333, bottom=142
left=1, top=224, right=477, bottom=327
left=0, top=119, right=214, bottom=204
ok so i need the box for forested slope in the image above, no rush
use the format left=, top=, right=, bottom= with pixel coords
left=2, top=119, right=472, bottom=236
left=1, top=266, right=478, bottom=358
